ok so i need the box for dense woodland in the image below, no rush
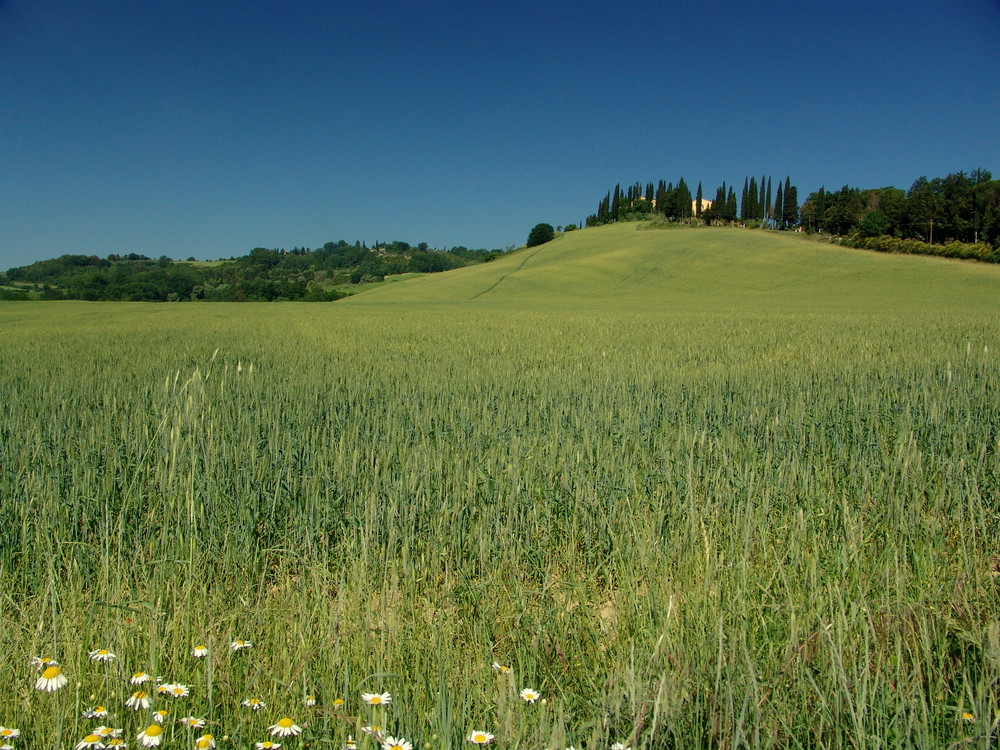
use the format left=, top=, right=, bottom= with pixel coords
left=587, top=169, right=1000, bottom=259
left=0, top=241, right=506, bottom=302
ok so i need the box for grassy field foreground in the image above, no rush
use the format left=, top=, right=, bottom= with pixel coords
left=1, top=226, right=998, bottom=749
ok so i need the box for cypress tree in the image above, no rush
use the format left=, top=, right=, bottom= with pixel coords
left=677, top=178, right=692, bottom=218
left=741, top=178, right=749, bottom=220
left=774, top=182, right=784, bottom=228
left=727, top=186, right=738, bottom=221
left=748, top=177, right=758, bottom=222
left=695, top=182, right=703, bottom=218
left=765, top=177, right=772, bottom=222
left=612, top=184, right=621, bottom=222
left=759, top=176, right=767, bottom=221
left=782, top=177, right=798, bottom=229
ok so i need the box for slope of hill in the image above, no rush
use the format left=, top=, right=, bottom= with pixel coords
left=346, top=223, right=1000, bottom=313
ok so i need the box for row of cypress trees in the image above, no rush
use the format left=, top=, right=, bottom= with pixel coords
left=587, top=176, right=799, bottom=228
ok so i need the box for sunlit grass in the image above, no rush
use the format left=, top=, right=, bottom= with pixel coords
left=1, top=226, right=999, bottom=748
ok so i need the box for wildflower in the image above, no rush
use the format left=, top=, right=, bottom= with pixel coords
left=382, top=736, right=412, bottom=750
left=962, top=712, right=975, bottom=722
left=168, top=683, right=190, bottom=698
left=195, top=735, right=216, bottom=749
left=361, top=726, right=383, bottom=738
left=229, top=640, right=253, bottom=651
left=345, top=737, right=356, bottom=750
left=76, top=734, right=104, bottom=749
left=0, top=729, right=19, bottom=741
left=331, top=698, right=345, bottom=708
left=126, top=691, right=151, bottom=710
left=95, top=727, right=120, bottom=739
left=155, top=683, right=172, bottom=696
left=269, top=718, right=302, bottom=737
left=89, top=649, right=117, bottom=662
left=137, top=725, right=163, bottom=747
left=152, top=710, right=169, bottom=724
left=242, top=698, right=267, bottom=711
left=35, top=664, right=69, bottom=692
left=468, top=731, right=494, bottom=745
left=491, top=662, right=510, bottom=674
left=1, top=744, right=12, bottom=750
left=180, top=717, right=206, bottom=729
left=107, top=740, right=127, bottom=749
left=256, top=743, right=282, bottom=750
left=130, top=672, right=152, bottom=685
left=519, top=688, right=540, bottom=703
left=192, top=645, right=209, bottom=658
left=83, top=706, right=109, bottom=718
left=361, top=692, right=392, bottom=706
left=610, top=743, right=630, bottom=750
left=305, top=694, right=316, bottom=706
left=31, top=656, right=58, bottom=670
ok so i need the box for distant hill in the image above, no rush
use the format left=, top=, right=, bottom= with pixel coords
left=346, top=223, right=1000, bottom=314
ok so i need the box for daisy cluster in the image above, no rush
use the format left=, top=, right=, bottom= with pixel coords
left=19, top=642, right=309, bottom=750
left=9, top=648, right=633, bottom=749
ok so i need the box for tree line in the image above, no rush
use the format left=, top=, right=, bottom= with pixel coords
left=586, top=175, right=800, bottom=229
left=583, top=169, right=1000, bottom=253
left=1, top=240, right=508, bottom=302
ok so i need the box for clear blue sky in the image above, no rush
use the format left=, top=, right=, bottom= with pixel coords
left=2, top=0, right=998, bottom=268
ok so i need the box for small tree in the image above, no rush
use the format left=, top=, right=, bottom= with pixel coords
left=526, top=223, right=555, bottom=247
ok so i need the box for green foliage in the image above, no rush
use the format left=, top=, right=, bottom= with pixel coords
left=526, top=223, right=555, bottom=247
left=4, top=240, right=506, bottom=302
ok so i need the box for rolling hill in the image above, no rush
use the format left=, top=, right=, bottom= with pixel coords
left=346, top=223, right=1000, bottom=313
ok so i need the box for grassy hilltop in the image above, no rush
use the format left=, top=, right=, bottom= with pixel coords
left=349, top=223, right=1000, bottom=313
left=1, top=226, right=998, bottom=750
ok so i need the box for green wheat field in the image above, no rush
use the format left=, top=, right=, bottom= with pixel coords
left=1, top=224, right=998, bottom=749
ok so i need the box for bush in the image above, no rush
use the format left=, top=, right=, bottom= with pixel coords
left=526, top=223, right=555, bottom=247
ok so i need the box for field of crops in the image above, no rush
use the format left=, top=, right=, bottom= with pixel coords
left=1, top=226, right=998, bottom=749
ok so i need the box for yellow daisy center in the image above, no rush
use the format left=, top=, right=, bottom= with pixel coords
left=277, top=718, right=294, bottom=728
left=145, top=725, right=163, bottom=737
left=42, top=666, right=61, bottom=679
left=370, top=696, right=382, bottom=704
left=84, top=735, right=100, bottom=743
left=473, top=735, right=486, bottom=743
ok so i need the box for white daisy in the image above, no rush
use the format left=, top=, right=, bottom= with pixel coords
left=192, top=645, right=209, bottom=658
left=610, top=743, right=630, bottom=750
left=345, top=736, right=357, bottom=750
left=107, top=740, right=127, bottom=749
left=468, top=731, right=494, bottom=745
left=491, top=662, right=511, bottom=674
left=35, top=664, right=69, bottom=692
left=126, top=691, right=151, bottom=710
left=83, top=706, right=109, bottom=719
left=361, top=691, right=392, bottom=706
left=76, top=733, right=104, bottom=749
left=95, top=727, right=119, bottom=739
left=382, top=736, right=412, bottom=750
left=229, top=640, right=253, bottom=651
left=519, top=688, right=541, bottom=703
left=180, top=717, right=206, bottom=729
left=89, top=649, right=117, bottom=662
left=361, top=726, right=383, bottom=739
left=268, top=718, right=302, bottom=737
left=305, top=694, right=316, bottom=706
left=0, top=729, right=20, bottom=740
left=152, top=710, right=169, bottom=724
left=256, top=742, right=282, bottom=750
left=31, top=656, right=59, bottom=670
left=130, top=672, right=152, bottom=685
left=137, top=725, right=164, bottom=747
left=195, top=735, right=216, bottom=750
left=168, top=683, right=190, bottom=698
left=155, top=683, right=173, bottom=696
left=242, top=697, right=267, bottom=711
